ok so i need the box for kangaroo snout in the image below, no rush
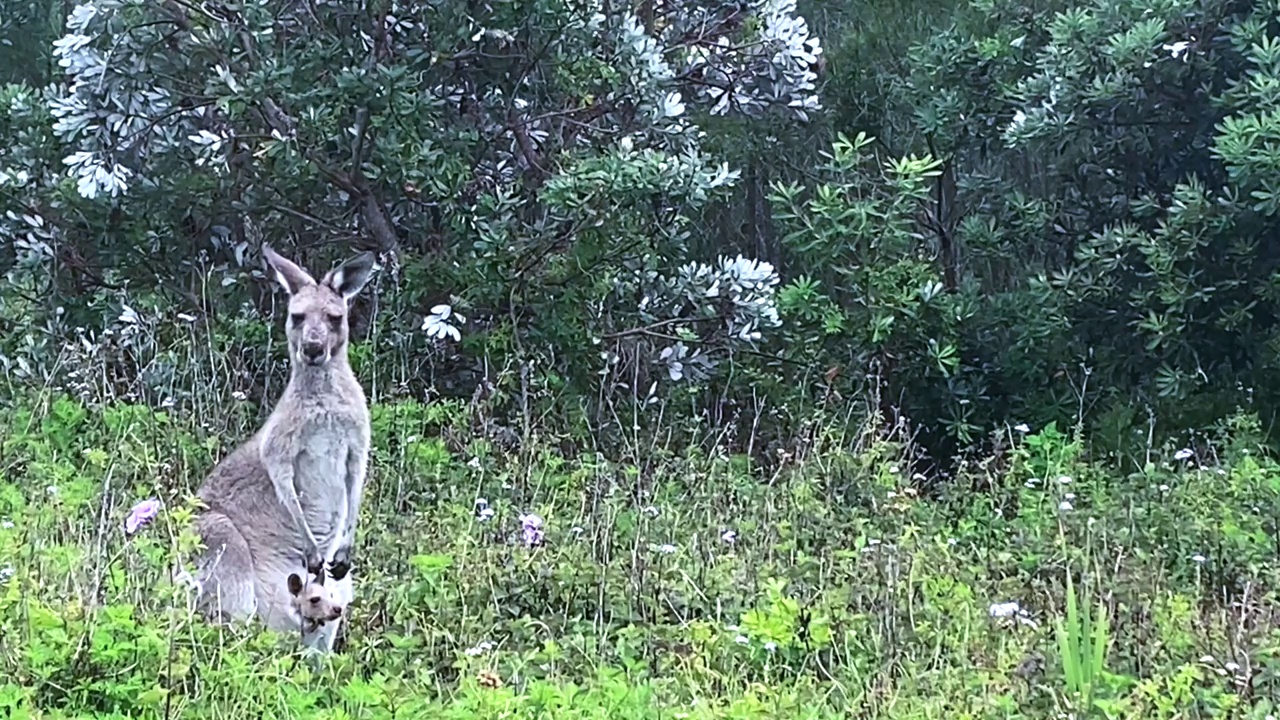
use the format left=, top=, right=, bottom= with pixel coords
left=300, top=341, right=328, bottom=365
left=307, top=593, right=343, bottom=621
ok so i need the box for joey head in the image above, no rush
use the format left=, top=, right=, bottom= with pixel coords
left=288, top=571, right=344, bottom=635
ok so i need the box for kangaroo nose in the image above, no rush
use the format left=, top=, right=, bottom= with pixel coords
left=301, top=343, right=325, bottom=363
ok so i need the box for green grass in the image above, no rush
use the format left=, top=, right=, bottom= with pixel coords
left=2, top=389, right=1280, bottom=718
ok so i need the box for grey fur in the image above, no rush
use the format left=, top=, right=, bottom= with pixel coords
left=192, top=245, right=376, bottom=652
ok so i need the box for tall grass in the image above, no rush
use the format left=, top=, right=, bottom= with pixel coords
left=1, top=317, right=1278, bottom=717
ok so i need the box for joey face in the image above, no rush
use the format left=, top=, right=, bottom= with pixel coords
left=262, top=246, right=377, bottom=369
left=287, top=572, right=344, bottom=627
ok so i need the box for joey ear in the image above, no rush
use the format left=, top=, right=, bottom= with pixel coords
left=287, top=573, right=304, bottom=596
left=263, top=245, right=317, bottom=296
left=321, top=251, right=378, bottom=302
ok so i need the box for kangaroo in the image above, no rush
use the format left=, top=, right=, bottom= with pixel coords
left=192, top=245, right=376, bottom=653
left=288, top=570, right=344, bottom=635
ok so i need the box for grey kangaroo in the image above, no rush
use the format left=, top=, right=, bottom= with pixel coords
left=192, top=245, right=376, bottom=653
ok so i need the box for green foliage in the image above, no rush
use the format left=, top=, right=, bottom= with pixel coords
left=772, top=131, right=983, bottom=441
left=900, top=0, right=1280, bottom=442
left=1055, top=570, right=1113, bottom=712
left=2, top=391, right=1280, bottom=717
left=6, top=0, right=1280, bottom=461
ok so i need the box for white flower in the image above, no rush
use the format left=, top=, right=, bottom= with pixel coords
left=188, top=129, right=224, bottom=149
left=657, top=543, right=677, bottom=554
left=660, top=91, right=686, bottom=118
left=465, top=640, right=495, bottom=657
left=734, top=634, right=749, bottom=645
left=1174, top=448, right=1194, bottom=461
left=1163, top=40, right=1192, bottom=60
left=423, top=304, right=464, bottom=342
left=989, top=600, right=1038, bottom=628
left=52, top=33, right=95, bottom=60
left=63, top=150, right=132, bottom=199
left=720, top=254, right=779, bottom=294
left=659, top=343, right=690, bottom=381
left=1191, top=554, right=1206, bottom=564
left=721, top=529, right=737, bottom=544
left=1013, top=423, right=1030, bottom=433
left=0, top=565, right=14, bottom=584
left=66, top=3, right=100, bottom=32
left=763, top=641, right=777, bottom=653
left=1057, top=475, right=1072, bottom=485
left=989, top=601, right=1021, bottom=618
left=1059, top=500, right=1073, bottom=511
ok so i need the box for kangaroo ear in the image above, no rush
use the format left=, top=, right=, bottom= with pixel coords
left=263, top=245, right=317, bottom=296
left=287, top=573, right=304, bottom=596
left=312, top=569, right=327, bottom=586
left=321, top=251, right=378, bottom=302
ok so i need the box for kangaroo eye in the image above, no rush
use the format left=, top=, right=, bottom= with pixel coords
left=326, top=313, right=343, bottom=326
left=310, top=596, right=321, bottom=604
left=289, top=313, right=306, bottom=325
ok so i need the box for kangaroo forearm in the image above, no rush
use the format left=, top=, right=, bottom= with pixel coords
left=266, top=459, right=319, bottom=547
left=342, top=449, right=367, bottom=546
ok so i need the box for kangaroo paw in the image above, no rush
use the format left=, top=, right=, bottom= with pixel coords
left=328, top=545, right=352, bottom=580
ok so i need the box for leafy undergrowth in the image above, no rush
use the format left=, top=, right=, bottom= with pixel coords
left=2, top=395, right=1280, bottom=719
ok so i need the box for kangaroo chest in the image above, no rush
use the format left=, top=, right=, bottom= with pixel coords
left=289, top=407, right=367, bottom=543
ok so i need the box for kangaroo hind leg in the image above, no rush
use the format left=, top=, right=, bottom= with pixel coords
left=192, top=511, right=258, bottom=623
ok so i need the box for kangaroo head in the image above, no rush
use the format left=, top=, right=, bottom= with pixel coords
left=262, top=245, right=377, bottom=368
left=287, top=571, right=344, bottom=631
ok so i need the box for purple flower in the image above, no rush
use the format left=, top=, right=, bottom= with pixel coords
left=125, top=498, right=162, bottom=536
left=520, top=512, right=544, bottom=548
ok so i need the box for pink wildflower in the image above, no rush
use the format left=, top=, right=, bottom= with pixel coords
left=125, top=498, right=162, bottom=536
